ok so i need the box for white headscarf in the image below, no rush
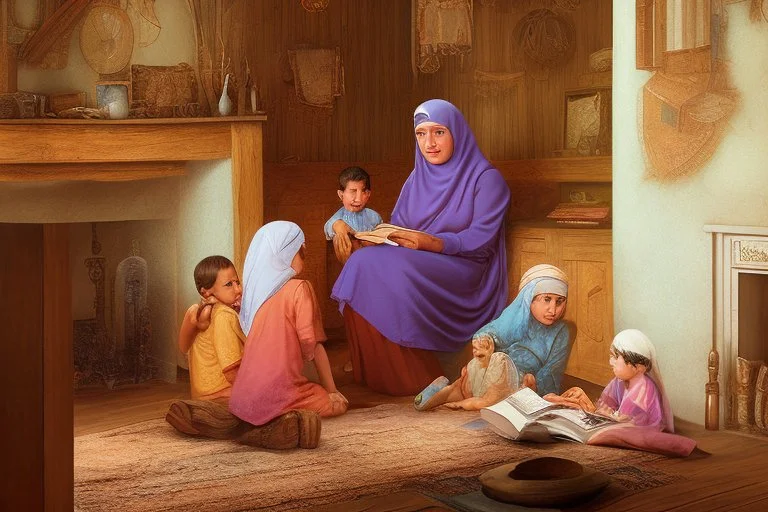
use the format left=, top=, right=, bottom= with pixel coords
left=612, top=329, right=675, bottom=432
left=238, top=221, right=305, bottom=336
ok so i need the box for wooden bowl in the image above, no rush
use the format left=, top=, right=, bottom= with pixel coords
left=479, top=456, right=610, bottom=507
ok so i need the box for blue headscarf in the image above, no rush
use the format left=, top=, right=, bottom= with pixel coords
left=474, top=264, right=570, bottom=395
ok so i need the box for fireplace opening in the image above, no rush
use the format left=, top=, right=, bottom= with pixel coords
left=71, top=221, right=178, bottom=390
left=730, top=272, right=768, bottom=433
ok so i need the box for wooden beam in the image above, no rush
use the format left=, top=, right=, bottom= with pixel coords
left=231, top=121, right=264, bottom=271
left=42, top=224, right=72, bottom=511
left=494, top=156, right=612, bottom=183
left=0, top=161, right=186, bottom=181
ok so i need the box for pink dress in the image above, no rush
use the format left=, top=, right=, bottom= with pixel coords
left=229, top=279, right=338, bottom=426
left=597, top=374, right=665, bottom=430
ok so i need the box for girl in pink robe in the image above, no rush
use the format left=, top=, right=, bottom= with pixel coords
left=229, top=221, right=348, bottom=426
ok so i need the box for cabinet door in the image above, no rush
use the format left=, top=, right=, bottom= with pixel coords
left=560, top=231, right=614, bottom=385
left=507, top=228, right=551, bottom=302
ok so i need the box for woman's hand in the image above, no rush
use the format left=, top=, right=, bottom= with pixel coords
left=388, top=230, right=444, bottom=253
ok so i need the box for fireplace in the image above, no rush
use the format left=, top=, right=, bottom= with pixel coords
left=0, top=116, right=265, bottom=508
left=705, top=225, right=768, bottom=434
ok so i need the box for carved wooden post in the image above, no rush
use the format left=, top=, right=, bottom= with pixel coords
left=705, top=348, right=720, bottom=430
left=755, top=364, right=768, bottom=432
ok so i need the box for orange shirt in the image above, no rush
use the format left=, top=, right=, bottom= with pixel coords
left=188, top=304, right=244, bottom=400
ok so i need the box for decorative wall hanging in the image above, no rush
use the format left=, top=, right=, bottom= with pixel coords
left=750, top=0, right=768, bottom=22
left=588, top=47, right=612, bottom=72
left=79, top=3, right=134, bottom=75
left=287, top=47, right=344, bottom=109
left=130, top=63, right=200, bottom=117
left=128, top=0, right=161, bottom=47
left=514, top=8, right=574, bottom=79
left=636, top=0, right=739, bottom=181
left=301, top=0, right=330, bottom=13
left=415, top=0, right=473, bottom=74
left=564, top=87, right=612, bottom=156
left=473, top=70, right=525, bottom=98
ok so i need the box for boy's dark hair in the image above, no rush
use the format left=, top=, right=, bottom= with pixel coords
left=193, top=255, right=234, bottom=294
left=338, top=166, right=371, bottom=191
left=614, top=348, right=652, bottom=371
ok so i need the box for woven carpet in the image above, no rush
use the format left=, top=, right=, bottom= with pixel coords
left=74, top=403, right=681, bottom=511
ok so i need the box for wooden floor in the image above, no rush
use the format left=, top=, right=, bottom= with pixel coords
left=75, top=339, right=768, bottom=511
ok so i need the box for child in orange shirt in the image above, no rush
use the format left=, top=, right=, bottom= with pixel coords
left=178, top=255, right=244, bottom=401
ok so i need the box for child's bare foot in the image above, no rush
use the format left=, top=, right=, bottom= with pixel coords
left=413, top=376, right=450, bottom=411
left=236, top=410, right=321, bottom=449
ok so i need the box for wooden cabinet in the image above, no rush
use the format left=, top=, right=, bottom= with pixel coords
left=507, top=224, right=614, bottom=386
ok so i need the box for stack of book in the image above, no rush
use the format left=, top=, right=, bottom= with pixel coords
left=546, top=202, right=611, bottom=226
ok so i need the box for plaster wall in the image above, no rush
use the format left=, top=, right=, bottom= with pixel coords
left=613, top=1, right=768, bottom=423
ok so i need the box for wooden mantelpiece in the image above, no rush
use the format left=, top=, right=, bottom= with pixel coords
left=0, top=115, right=266, bottom=270
left=0, top=116, right=264, bottom=510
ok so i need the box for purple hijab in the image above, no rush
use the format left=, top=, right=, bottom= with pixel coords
left=332, top=99, right=510, bottom=351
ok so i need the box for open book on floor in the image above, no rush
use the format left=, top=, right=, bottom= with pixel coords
left=480, top=387, right=618, bottom=443
left=352, top=223, right=425, bottom=246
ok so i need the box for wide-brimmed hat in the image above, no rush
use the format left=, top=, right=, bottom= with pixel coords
left=480, top=456, right=610, bottom=507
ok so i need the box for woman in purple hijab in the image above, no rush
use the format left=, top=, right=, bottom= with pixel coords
left=331, top=99, right=511, bottom=395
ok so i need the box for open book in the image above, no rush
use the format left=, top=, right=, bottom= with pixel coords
left=480, top=387, right=618, bottom=443
left=352, top=223, right=424, bottom=246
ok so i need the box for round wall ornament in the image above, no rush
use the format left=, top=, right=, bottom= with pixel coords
left=79, top=4, right=134, bottom=75
left=301, top=0, right=329, bottom=13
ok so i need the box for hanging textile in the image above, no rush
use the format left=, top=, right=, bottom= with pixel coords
left=287, top=47, right=344, bottom=109
left=415, top=0, right=473, bottom=74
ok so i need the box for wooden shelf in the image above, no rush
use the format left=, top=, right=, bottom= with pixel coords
left=0, top=116, right=266, bottom=165
left=494, top=156, right=612, bottom=183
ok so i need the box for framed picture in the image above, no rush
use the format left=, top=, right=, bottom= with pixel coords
left=94, top=80, right=132, bottom=119
left=563, top=87, right=612, bottom=156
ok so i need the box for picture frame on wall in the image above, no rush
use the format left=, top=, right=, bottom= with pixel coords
left=563, top=87, right=612, bottom=157
left=94, top=80, right=132, bottom=119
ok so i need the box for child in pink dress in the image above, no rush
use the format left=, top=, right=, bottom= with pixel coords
left=229, top=221, right=348, bottom=425
left=545, top=328, right=673, bottom=431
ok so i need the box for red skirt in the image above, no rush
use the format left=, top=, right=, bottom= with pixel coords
left=343, top=306, right=443, bottom=396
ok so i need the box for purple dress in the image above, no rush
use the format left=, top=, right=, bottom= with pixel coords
left=331, top=99, right=511, bottom=351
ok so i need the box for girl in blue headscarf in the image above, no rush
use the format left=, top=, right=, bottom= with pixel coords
left=331, top=99, right=511, bottom=396
left=475, top=264, right=571, bottom=396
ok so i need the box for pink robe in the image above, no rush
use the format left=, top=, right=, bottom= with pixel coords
left=229, top=279, right=337, bottom=426
left=597, top=373, right=665, bottom=430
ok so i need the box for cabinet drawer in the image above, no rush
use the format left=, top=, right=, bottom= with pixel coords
left=520, top=239, right=547, bottom=253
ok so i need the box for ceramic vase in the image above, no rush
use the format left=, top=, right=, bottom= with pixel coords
left=218, top=73, right=232, bottom=116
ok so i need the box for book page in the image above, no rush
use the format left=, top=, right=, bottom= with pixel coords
left=504, top=387, right=557, bottom=416
left=544, top=408, right=615, bottom=432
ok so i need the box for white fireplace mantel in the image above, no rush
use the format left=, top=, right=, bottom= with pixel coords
left=704, top=224, right=768, bottom=429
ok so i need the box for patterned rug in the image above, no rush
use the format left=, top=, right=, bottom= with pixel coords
left=74, top=403, right=681, bottom=511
